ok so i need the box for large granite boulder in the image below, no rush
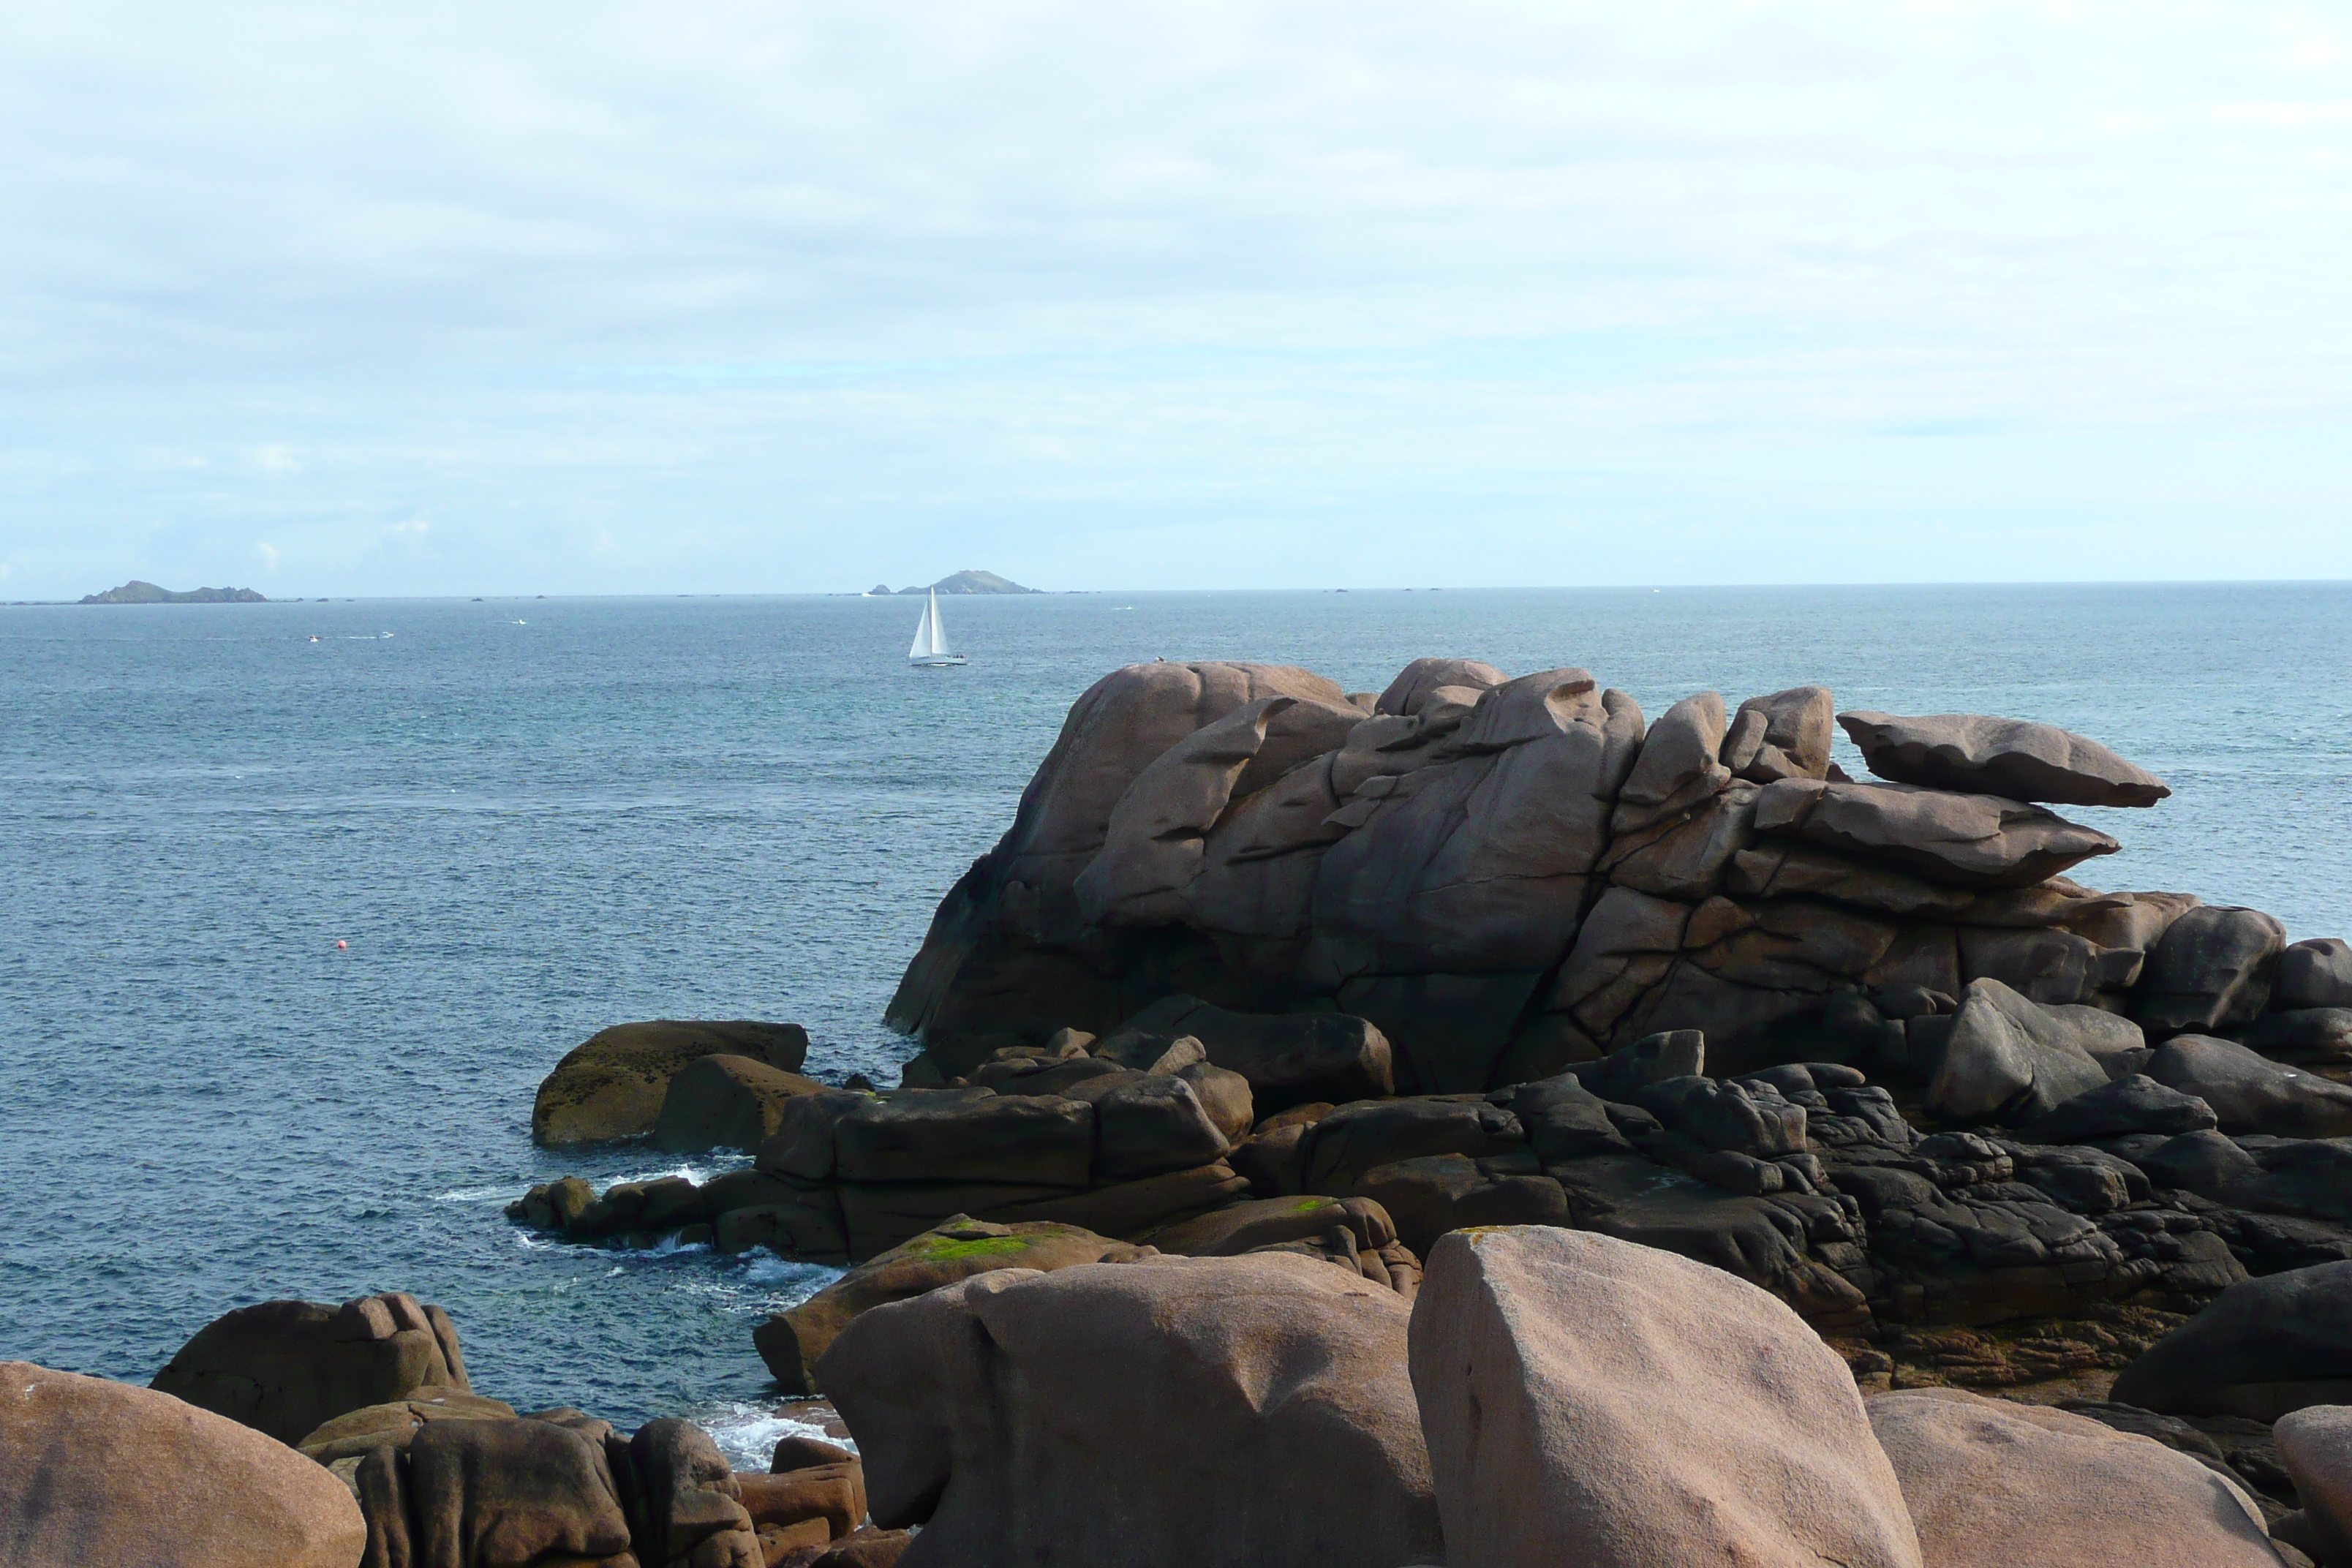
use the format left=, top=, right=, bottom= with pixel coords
left=2137, top=1129, right=2352, bottom=1229
left=1509, top=1072, right=1633, bottom=1163
left=653, top=1053, right=829, bottom=1153
left=1145, top=1193, right=1398, bottom=1257
left=1629, top=1073, right=1806, bottom=1156
left=1752, top=779, right=2120, bottom=889
left=151, top=1291, right=470, bottom=1446
left=2243, top=1006, right=2352, bottom=1063
left=2138, top=907, right=2286, bottom=1037
left=752, top=1216, right=1150, bottom=1394
left=1723, top=685, right=1835, bottom=784
left=1298, top=1095, right=1526, bottom=1195
left=1866, top=1388, right=2280, bottom=1568
left=1065, top=1070, right=1230, bottom=1177
left=2278, top=938, right=2352, bottom=1011
left=357, top=1414, right=644, bottom=1568
left=631, top=1417, right=763, bottom=1568
left=0, top=1361, right=367, bottom=1568
left=1923, top=979, right=2135, bottom=1123
left=2019, top=1074, right=2215, bottom=1143
left=2274, top=1405, right=2352, bottom=1567
left=1408, top=1229, right=1920, bottom=1568
left=1075, top=693, right=1363, bottom=927
left=815, top=1253, right=1444, bottom=1567
left=1836, top=712, right=2171, bottom=807
left=1376, top=657, right=1507, bottom=716
left=1610, top=690, right=1731, bottom=832
left=1351, top=1154, right=1571, bottom=1255
left=2111, top=1262, right=2352, bottom=1420
left=831, top=1088, right=1093, bottom=1186
left=533, top=1019, right=810, bottom=1145
left=739, top=1459, right=867, bottom=1556
left=2145, top=1035, right=2352, bottom=1137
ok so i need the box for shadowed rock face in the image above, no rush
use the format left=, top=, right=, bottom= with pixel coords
left=884, top=657, right=2210, bottom=1093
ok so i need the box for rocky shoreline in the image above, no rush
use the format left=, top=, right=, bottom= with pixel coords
left=12, top=653, right=2352, bottom=1566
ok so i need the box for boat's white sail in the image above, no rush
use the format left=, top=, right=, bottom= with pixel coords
left=908, top=588, right=963, bottom=664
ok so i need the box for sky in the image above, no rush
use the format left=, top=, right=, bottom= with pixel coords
left=1, top=1, right=2348, bottom=598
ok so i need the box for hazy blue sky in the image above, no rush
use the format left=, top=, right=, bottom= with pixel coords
left=3, top=1, right=2347, bottom=596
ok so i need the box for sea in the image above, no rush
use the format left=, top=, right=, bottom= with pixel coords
left=4, top=584, right=2350, bottom=1463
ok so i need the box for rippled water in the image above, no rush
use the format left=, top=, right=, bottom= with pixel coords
left=4, top=584, right=2348, bottom=1452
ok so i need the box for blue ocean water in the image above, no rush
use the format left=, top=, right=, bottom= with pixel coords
left=4, top=584, right=2350, bottom=1455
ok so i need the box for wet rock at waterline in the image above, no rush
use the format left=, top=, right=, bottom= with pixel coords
left=532, top=1019, right=810, bottom=1145
left=655, top=1052, right=831, bottom=1153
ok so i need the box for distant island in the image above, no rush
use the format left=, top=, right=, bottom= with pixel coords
left=80, top=581, right=268, bottom=605
left=894, top=570, right=1040, bottom=595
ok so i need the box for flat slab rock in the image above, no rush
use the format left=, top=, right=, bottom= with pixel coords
left=1837, top=711, right=2171, bottom=807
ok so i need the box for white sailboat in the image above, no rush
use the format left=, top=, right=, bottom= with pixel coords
left=907, top=588, right=968, bottom=667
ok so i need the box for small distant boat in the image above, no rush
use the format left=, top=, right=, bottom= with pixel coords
left=908, top=588, right=967, bottom=667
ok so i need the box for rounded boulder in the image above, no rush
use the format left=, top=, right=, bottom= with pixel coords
left=0, top=1360, right=366, bottom=1568
left=532, top=1019, right=810, bottom=1146
left=1867, top=1387, right=2279, bottom=1567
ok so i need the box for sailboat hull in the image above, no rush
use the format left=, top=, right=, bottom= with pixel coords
left=909, top=654, right=968, bottom=667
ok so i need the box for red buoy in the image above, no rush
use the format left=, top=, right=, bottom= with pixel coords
left=335, top=940, right=348, bottom=950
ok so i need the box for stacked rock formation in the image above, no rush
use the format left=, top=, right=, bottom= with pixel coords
left=878, top=658, right=2291, bottom=1094
left=509, top=660, right=2352, bottom=1356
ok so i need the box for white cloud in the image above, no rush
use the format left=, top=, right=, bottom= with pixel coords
left=0, top=0, right=2346, bottom=593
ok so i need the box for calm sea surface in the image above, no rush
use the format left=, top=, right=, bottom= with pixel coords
left=4, top=584, right=2350, bottom=1456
